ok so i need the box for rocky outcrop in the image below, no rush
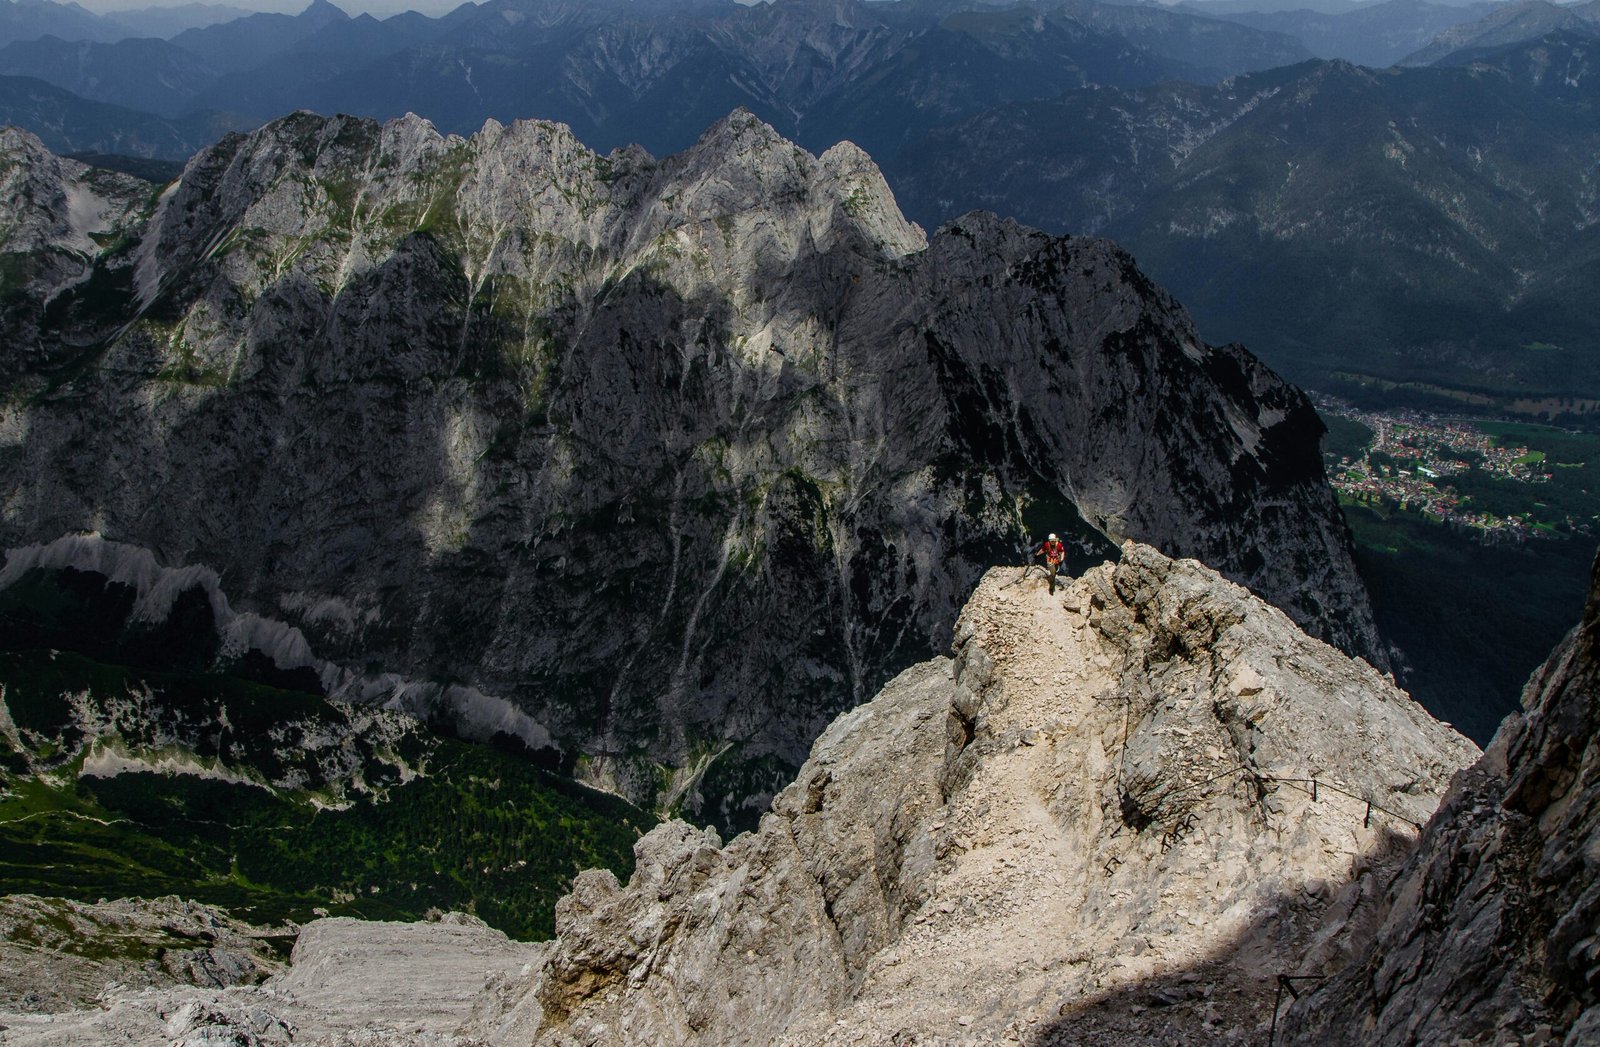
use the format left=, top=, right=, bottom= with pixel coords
left=1280, top=547, right=1600, bottom=1046
left=0, top=111, right=1382, bottom=820
left=0, top=913, right=540, bottom=1046
left=472, top=543, right=1474, bottom=1046
left=0, top=894, right=281, bottom=1013
left=0, top=127, right=150, bottom=364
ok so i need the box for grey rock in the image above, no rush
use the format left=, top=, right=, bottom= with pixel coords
left=0, top=894, right=281, bottom=1014
left=0, top=913, right=536, bottom=1046
left=0, top=127, right=150, bottom=363
left=481, top=545, right=1471, bottom=1046
left=0, top=110, right=1382, bottom=818
left=0, top=547, right=1481, bottom=1045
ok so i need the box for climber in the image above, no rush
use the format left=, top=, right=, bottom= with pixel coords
left=1032, top=533, right=1067, bottom=595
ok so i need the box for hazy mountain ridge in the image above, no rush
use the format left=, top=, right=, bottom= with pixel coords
left=0, top=0, right=250, bottom=47
left=0, top=111, right=1380, bottom=823
left=105, top=3, right=255, bottom=39
left=0, top=73, right=244, bottom=160
left=0, top=0, right=1311, bottom=159
left=894, top=41, right=1600, bottom=400
left=0, top=35, right=225, bottom=118
left=1193, top=0, right=1500, bottom=67
left=1401, top=0, right=1600, bottom=65
left=0, top=0, right=121, bottom=49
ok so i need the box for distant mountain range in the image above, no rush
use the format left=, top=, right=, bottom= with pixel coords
left=1400, top=0, right=1600, bottom=64
left=0, top=0, right=120, bottom=48
left=894, top=32, right=1600, bottom=405
left=0, top=35, right=224, bottom=117
left=0, top=0, right=1313, bottom=157
left=2, top=0, right=1598, bottom=411
left=0, top=0, right=254, bottom=46
left=1189, top=0, right=1500, bottom=67
left=0, top=72, right=242, bottom=157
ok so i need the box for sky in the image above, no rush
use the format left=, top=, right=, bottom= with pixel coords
left=71, top=0, right=476, bottom=14
left=68, top=0, right=770, bottom=17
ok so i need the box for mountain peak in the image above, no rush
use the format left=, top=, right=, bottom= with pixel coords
left=3, top=115, right=1386, bottom=825
left=300, top=0, right=349, bottom=19
left=691, top=106, right=790, bottom=156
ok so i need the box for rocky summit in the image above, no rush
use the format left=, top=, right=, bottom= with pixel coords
left=0, top=109, right=1379, bottom=821
left=488, top=543, right=1475, bottom=1046
left=0, top=542, right=1477, bottom=1046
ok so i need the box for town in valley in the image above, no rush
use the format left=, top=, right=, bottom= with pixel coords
left=1316, top=398, right=1596, bottom=544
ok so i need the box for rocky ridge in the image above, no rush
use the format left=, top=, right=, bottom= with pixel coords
left=0, top=127, right=150, bottom=357
left=0, top=542, right=1477, bottom=1046
left=1399, top=0, right=1600, bottom=66
left=488, top=542, right=1473, bottom=1046
left=0, top=110, right=1381, bottom=820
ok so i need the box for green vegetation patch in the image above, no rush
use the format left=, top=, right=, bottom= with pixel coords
left=1320, top=412, right=1374, bottom=462
left=1479, top=421, right=1598, bottom=465
left=1344, top=502, right=1594, bottom=745
left=0, top=648, right=643, bottom=941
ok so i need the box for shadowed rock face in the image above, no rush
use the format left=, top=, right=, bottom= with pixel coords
left=1281, top=547, right=1600, bottom=1046
left=0, top=109, right=1381, bottom=819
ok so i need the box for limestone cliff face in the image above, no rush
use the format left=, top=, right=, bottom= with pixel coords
left=0, top=110, right=1382, bottom=818
left=470, top=543, right=1474, bottom=1047
left=1281, top=548, right=1600, bottom=1047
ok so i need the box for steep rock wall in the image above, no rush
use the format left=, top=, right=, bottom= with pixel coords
left=1281, top=548, right=1600, bottom=1046
left=0, top=111, right=1381, bottom=817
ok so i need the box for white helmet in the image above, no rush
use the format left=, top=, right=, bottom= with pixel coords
left=1048, top=533, right=1058, bottom=541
